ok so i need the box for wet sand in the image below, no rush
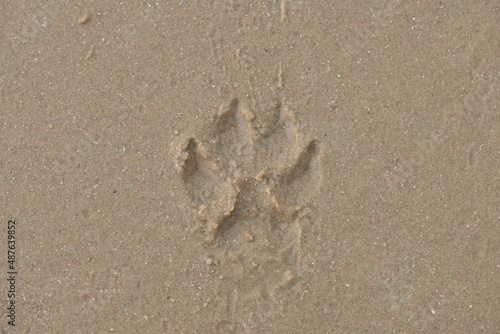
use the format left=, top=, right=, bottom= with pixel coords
left=1, top=1, right=498, bottom=333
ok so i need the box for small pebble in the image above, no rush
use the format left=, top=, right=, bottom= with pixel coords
left=85, top=46, right=94, bottom=60
left=205, top=258, right=217, bottom=266
left=78, top=14, right=91, bottom=25
left=244, top=231, right=254, bottom=242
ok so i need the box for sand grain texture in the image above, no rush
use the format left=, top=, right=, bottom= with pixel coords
left=1, top=1, right=498, bottom=333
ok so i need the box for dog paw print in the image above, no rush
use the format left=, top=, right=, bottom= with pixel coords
left=173, top=98, right=321, bottom=244
left=172, top=98, right=322, bottom=329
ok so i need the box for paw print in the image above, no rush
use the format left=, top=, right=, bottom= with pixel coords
left=174, top=98, right=321, bottom=244
left=172, top=98, right=321, bottom=329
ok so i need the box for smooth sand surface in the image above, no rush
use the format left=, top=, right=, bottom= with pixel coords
left=1, top=1, right=498, bottom=333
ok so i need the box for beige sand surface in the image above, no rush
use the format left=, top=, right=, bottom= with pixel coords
left=1, top=1, right=498, bottom=333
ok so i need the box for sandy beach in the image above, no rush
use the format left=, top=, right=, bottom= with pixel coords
left=1, top=1, right=498, bottom=333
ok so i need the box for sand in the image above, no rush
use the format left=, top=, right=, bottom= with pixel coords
left=1, top=1, right=498, bottom=333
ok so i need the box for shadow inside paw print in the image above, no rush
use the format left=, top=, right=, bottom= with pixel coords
left=174, top=98, right=321, bottom=244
